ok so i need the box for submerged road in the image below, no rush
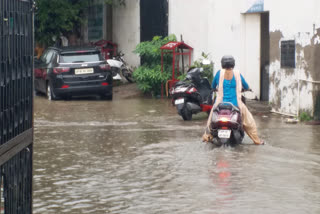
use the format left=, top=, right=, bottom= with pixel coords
left=33, top=90, right=320, bottom=214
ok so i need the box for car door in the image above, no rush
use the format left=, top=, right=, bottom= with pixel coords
left=35, top=50, right=55, bottom=93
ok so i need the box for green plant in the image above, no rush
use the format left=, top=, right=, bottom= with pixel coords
left=299, top=111, right=312, bottom=122
left=192, top=52, right=214, bottom=83
left=133, top=65, right=171, bottom=96
left=177, top=74, right=187, bottom=81
left=134, top=34, right=177, bottom=67
left=35, top=0, right=125, bottom=47
left=133, top=35, right=177, bottom=96
left=104, top=0, right=126, bottom=6
left=35, top=0, right=88, bottom=46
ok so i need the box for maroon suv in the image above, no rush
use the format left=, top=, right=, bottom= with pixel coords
left=34, top=46, right=113, bottom=100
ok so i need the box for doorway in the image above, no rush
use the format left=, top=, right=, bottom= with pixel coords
left=140, top=0, right=168, bottom=42
left=242, top=12, right=269, bottom=101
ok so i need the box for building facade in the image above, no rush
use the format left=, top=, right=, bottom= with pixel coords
left=87, top=0, right=320, bottom=118
left=168, top=0, right=320, bottom=118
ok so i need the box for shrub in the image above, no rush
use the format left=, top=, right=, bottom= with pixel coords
left=133, top=35, right=177, bottom=96
left=299, top=111, right=313, bottom=122
left=134, top=34, right=176, bottom=67
left=133, top=65, right=171, bottom=96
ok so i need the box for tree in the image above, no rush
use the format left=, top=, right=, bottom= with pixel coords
left=35, top=0, right=88, bottom=46
left=35, top=0, right=125, bottom=47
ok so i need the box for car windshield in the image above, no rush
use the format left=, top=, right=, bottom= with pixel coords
left=59, top=52, right=101, bottom=63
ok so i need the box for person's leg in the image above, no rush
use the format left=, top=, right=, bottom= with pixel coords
left=241, top=105, right=264, bottom=145
left=202, top=107, right=214, bottom=142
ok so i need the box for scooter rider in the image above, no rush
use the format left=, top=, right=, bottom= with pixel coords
left=202, top=55, right=264, bottom=145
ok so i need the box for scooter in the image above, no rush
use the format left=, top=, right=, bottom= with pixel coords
left=208, top=89, right=250, bottom=147
left=106, top=52, right=134, bottom=83
left=170, top=67, right=214, bottom=121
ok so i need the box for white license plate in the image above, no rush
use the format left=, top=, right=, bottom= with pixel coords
left=175, top=98, right=184, bottom=105
left=218, top=129, right=231, bottom=138
left=75, top=68, right=94, bottom=75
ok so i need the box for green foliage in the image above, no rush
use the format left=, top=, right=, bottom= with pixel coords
left=192, top=52, right=214, bottom=83
left=104, top=0, right=126, bottom=6
left=177, top=74, right=187, bottom=81
left=134, top=34, right=177, bottom=67
left=133, top=35, right=177, bottom=96
left=299, top=111, right=312, bottom=122
left=35, top=0, right=126, bottom=46
left=35, top=0, right=88, bottom=46
left=133, top=65, right=171, bottom=96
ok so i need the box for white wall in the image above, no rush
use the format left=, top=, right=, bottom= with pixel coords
left=168, top=0, right=211, bottom=63
left=168, top=0, right=260, bottom=97
left=112, top=0, right=140, bottom=68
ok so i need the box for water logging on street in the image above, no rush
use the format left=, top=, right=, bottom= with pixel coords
left=33, top=92, right=320, bottom=214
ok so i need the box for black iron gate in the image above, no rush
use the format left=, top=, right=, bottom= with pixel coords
left=0, top=0, right=34, bottom=213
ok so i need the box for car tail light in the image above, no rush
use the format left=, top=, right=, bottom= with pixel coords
left=99, top=63, right=111, bottom=70
left=101, top=82, right=109, bottom=86
left=53, top=67, right=70, bottom=74
left=61, top=85, right=69, bottom=89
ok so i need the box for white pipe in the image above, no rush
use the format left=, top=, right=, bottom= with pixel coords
left=298, top=79, right=320, bottom=84
left=271, top=110, right=296, bottom=117
left=297, top=73, right=300, bottom=118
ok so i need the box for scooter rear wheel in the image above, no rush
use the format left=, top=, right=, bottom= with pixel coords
left=181, top=106, right=192, bottom=121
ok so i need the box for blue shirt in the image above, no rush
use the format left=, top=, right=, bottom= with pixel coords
left=211, top=70, right=249, bottom=107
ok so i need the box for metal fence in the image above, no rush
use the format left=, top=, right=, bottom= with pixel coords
left=0, top=0, right=34, bottom=213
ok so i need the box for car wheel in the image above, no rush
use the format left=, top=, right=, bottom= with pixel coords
left=34, top=89, right=42, bottom=96
left=181, top=106, right=192, bottom=121
left=47, top=82, right=58, bottom=101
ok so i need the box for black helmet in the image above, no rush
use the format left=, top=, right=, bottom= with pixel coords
left=221, top=55, right=235, bottom=69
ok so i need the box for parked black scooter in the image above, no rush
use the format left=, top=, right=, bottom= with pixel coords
left=170, top=67, right=214, bottom=121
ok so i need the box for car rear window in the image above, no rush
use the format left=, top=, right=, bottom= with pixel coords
left=59, top=52, right=101, bottom=63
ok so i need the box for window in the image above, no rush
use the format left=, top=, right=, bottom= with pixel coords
left=59, top=52, right=101, bottom=63
left=281, top=40, right=295, bottom=68
left=40, top=50, right=54, bottom=64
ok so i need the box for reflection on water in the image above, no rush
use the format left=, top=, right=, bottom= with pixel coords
left=33, top=96, right=320, bottom=214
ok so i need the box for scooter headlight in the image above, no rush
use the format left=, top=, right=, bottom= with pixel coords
left=231, top=113, right=238, bottom=123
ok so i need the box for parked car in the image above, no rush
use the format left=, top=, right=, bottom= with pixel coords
left=34, top=46, right=113, bottom=100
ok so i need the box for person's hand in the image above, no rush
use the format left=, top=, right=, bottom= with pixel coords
left=202, top=133, right=213, bottom=142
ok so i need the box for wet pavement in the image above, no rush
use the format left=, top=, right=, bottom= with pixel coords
left=33, top=91, right=320, bottom=214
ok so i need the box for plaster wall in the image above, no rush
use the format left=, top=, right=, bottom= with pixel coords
left=112, top=0, right=140, bottom=68
left=266, top=0, right=320, bottom=116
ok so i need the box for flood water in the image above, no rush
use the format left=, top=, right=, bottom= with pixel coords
left=33, top=93, right=320, bottom=214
